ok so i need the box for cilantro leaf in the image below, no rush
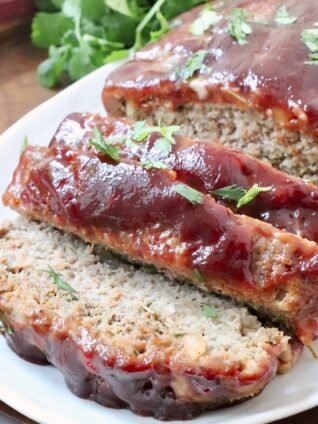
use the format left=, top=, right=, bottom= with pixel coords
left=37, top=45, right=70, bottom=88
left=202, top=305, right=217, bottom=318
left=31, top=12, right=73, bottom=48
left=89, top=127, right=121, bottom=161
left=141, top=160, right=168, bottom=170
left=193, top=268, right=204, bottom=282
left=154, top=138, right=172, bottom=156
left=274, top=5, right=297, bottom=26
left=177, top=49, right=209, bottom=82
left=190, top=7, right=222, bottom=36
left=174, top=183, right=204, bottom=205
left=20, top=136, right=29, bottom=153
left=212, top=184, right=272, bottom=208
left=211, top=185, right=246, bottom=202
left=7, top=326, right=15, bottom=336
left=227, top=8, right=252, bottom=45
left=302, top=25, right=318, bottom=64
left=236, top=184, right=272, bottom=208
left=43, top=266, right=79, bottom=300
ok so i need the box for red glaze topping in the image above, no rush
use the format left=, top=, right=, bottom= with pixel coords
left=4, top=143, right=318, bottom=295
left=51, top=113, right=318, bottom=244
left=103, top=0, right=318, bottom=136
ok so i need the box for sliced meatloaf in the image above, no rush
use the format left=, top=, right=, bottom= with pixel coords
left=50, top=112, right=318, bottom=243
left=4, top=142, right=318, bottom=345
left=103, top=0, right=318, bottom=182
left=0, top=218, right=298, bottom=420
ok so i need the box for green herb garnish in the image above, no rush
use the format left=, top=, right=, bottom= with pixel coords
left=31, top=0, right=208, bottom=88
left=211, top=184, right=272, bottom=208
left=107, top=120, right=181, bottom=156
left=141, top=160, right=168, bottom=170
left=274, top=5, right=297, bottom=25
left=7, top=326, right=15, bottom=336
left=177, top=49, right=209, bottom=82
left=89, top=127, right=120, bottom=161
left=302, top=24, right=318, bottom=65
left=174, top=333, right=185, bottom=337
left=228, top=8, right=252, bottom=45
left=20, top=136, right=29, bottom=153
left=193, top=269, right=204, bottom=282
left=202, top=305, right=217, bottom=318
left=190, top=7, right=222, bottom=36
left=43, top=266, right=78, bottom=300
left=174, top=183, right=204, bottom=205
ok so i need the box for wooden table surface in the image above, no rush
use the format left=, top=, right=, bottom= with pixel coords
left=0, top=26, right=318, bottom=424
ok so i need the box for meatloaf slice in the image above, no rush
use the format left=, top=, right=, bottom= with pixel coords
left=0, top=218, right=297, bottom=420
left=4, top=144, right=318, bottom=345
left=103, top=0, right=318, bottom=182
left=51, top=112, right=318, bottom=244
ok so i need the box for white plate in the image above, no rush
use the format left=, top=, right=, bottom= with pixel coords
left=1, top=62, right=318, bottom=424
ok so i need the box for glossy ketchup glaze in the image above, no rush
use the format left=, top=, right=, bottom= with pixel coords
left=103, top=0, right=318, bottom=137
left=51, top=113, right=318, bottom=244
left=4, top=143, right=318, bottom=295
left=3, top=327, right=278, bottom=420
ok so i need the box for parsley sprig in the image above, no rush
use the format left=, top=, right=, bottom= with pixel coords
left=212, top=184, right=272, bottom=208
left=89, top=127, right=121, bottom=161
left=274, top=5, right=297, bottom=26
left=227, top=8, right=252, bottom=45
left=302, top=23, right=318, bottom=65
left=174, top=183, right=204, bottom=205
left=190, top=7, right=222, bottom=36
left=42, top=266, right=79, bottom=300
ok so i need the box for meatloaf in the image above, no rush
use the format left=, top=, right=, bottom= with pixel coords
left=0, top=218, right=298, bottom=420
left=51, top=112, right=318, bottom=243
left=4, top=141, right=318, bottom=345
left=103, top=0, right=318, bottom=182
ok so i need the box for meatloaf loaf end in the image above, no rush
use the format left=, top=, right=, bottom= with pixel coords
left=0, top=219, right=297, bottom=420
left=4, top=143, right=318, bottom=345
left=102, top=0, right=318, bottom=182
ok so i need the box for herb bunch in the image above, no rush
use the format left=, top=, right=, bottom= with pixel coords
left=32, top=0, right=208, bottom=87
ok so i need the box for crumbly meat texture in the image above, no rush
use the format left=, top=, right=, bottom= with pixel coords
left=102, top=0, right=318, bottom=182
left=0, top=219, right=295, bottom=420
left=4, top=144, right=318, bottom=345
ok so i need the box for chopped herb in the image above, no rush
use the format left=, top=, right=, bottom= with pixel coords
left=193, top=268, right=204, bottom=282
left=274, top=5, right=297, bottom=25
left=174, top=183, right=204, bottom=205
left=177, top=49, right=209, bottom=82
left=202, top=305, right=217, bottom=318
left=141, top=160, right=168, bottom=170
left=302, top=24, right=318, bottom=65
left=89, top=127, right=120, bottom=161
left=174, top=333, right=185, bottom=337
left=211, top=185, right=246, bottom=203
left=108, top=120, right=181, bottom=157
left=237, top=184, right=272, bottom=208
left=20, top=136, right=29, bottom=153
left=42, top=266, right=78, bottom=300
left=7, top=326, right=15, bottom=335
left=190, top=7, right=222, bottom=36
left=227, top=8, right=252, bottom=45
left=211, top=184, right=272, bottom=208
